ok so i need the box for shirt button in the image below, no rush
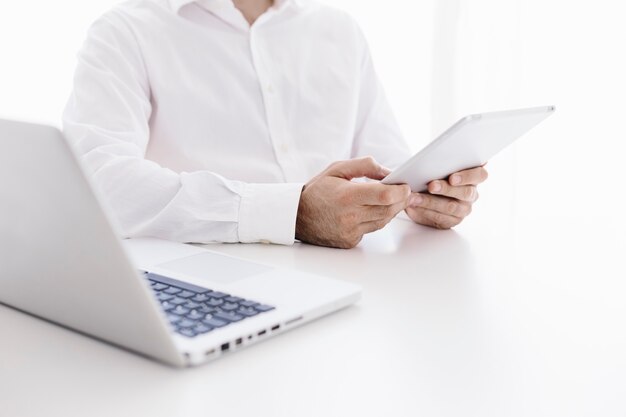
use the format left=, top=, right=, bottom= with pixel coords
left=259, top=239, right=271, bottom=244
left=266, top=84, right=275, bottom=94
left=280, top=143, right=289, bottom=153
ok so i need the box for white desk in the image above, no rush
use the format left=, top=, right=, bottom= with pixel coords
left=1, top=207, right=625, bottom=417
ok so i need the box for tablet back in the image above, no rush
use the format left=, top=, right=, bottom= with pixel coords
left=382, top=106, right=555, bottom=192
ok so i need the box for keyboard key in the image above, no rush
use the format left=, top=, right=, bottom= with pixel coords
left=237, top=306, right=260, bottom=317
left=164, top=287, right=182, bottom=295
left=160, top=301, right=175, bottom=311
left=184, top=301, right=201, bottom=310
left=208, top=291, right=229, bottom=299
left=172, top=305, right=190, bottom=316
left=207, top=298, right=224, bottom=307
left=221, top=302, right=239, bottom=311
left=157, top=293, right=174, bottom=302
left=151, top=282, right=168, bottom=291
left=192, top=293, right=210, bottom=303
left=203, top=317, right=228, bottom=328
left=240, top=300, right=259, bottom=308
left=177, top=318, right=197, bottom=328
left=213, top=311, right=244, bottom=322
left=178, top=328, right=196, bottom=338
left=148, top=273, right=275, bottom=333
left=186, top=310, right=204, bottom=320
left=170, top=297, right=187, bottom=305
left=177, top=290, right=195, bottom=299
left=254, top=304, right=275, bottom=312
left=193, top=323, right=213, bottom=334
left=199, top=305, right=217, bottom=314
left=167, top=314, right=182, bottom=324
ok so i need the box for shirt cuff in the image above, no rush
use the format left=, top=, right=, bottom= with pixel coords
left=237, top=182, right=304, bottom=245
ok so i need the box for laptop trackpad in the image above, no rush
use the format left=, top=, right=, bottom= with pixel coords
left=156, top=252, right=272, bottom=284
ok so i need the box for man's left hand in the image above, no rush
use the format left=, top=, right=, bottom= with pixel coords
left=405, top=166, right=488, bottom=229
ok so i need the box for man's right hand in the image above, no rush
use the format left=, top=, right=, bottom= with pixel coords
left=295, top=157, right=411, bottom=249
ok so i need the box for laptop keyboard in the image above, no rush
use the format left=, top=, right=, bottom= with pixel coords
left=146, top=273, right=275, bottom=338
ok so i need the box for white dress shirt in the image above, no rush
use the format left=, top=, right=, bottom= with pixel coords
left=63, top=0, right=411, bottom=245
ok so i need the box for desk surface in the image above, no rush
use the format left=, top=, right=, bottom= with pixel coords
left=1, top=206, right=625, bottom=417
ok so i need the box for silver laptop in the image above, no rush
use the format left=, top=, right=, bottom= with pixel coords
left=0, top=119, right=361, bottom=367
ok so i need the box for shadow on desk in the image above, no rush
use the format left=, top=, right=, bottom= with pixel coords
left=288, top=217, right=478, bottom=287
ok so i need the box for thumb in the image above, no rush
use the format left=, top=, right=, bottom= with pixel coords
left=325, top=157, right=391, bottom=180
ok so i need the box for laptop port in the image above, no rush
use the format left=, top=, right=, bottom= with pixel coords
left=205, top=348, right=215, bottom=356
left=236, top=337, right=243, bottom=346
left=221, top=342, right=230, bottom=352
left=271, top=324, right=280, bottom=331
left=285, top=316, right=303, bottom=326
left=257, top=329, right=267, bottom=336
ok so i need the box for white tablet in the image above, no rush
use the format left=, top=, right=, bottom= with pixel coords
left=381, top=106, right=555, bottom=192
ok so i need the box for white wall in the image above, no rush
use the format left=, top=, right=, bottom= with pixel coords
left=425, top=0, right=624, bottom=230
left=326, top=0, right=435, bottom=151
left=0, top=1, right=116, bottom=126
left=514, top=0, right=625, bottom=222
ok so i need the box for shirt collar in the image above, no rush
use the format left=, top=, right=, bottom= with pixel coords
left=169, top=0, right=306, bottom=14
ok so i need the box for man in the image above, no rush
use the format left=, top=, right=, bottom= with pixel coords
left=63, top=0, right=487, bottom=249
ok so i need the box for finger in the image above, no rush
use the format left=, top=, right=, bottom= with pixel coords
left=448, top=166, right=489, bottom=186
left=358, top=217, right=393, bottom=235
left=364, top=199, right=407, bottom=222
left=406, top=206, right=461, bottom=229
left=428, top=181, right=478, bottom=203
left=408, top=193, right=471, bottom=218
left=350, top=182, right=411, bottom=206
left=325, top=156, right=391, bottom=181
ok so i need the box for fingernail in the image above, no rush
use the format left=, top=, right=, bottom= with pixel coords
left=410, top=194, right=423, bottom=206
left=450, top=174, right=461, bottom=185
left=430, top=182, right=442, bottom=192
left=380, top=166, right=392, bottom=176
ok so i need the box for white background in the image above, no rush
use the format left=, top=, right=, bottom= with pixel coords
left=1, top=0, right=624, bottom=248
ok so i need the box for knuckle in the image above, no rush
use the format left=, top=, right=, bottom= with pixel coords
left=341, top=210, right=358, bottom=226
left=463, top=186, right=476, bottom=201
left=338, top=188, right=354, bottom=206
left=360, top=156, right=376, bottom=169
left=431, top=213, right=452, bottom=230
left=446, top=201, right=459, bottom=215
left=431, top=213, right=444, bottom=229
left=378, top=189, right=393, bottom=205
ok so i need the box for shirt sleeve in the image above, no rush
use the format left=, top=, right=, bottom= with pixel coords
left=351, top=27, right=412, bottom=170
left=62, top=11, right=303, bottom=245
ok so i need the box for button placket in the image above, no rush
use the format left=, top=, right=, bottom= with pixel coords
left=248, top=27, right=297, bottom=181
